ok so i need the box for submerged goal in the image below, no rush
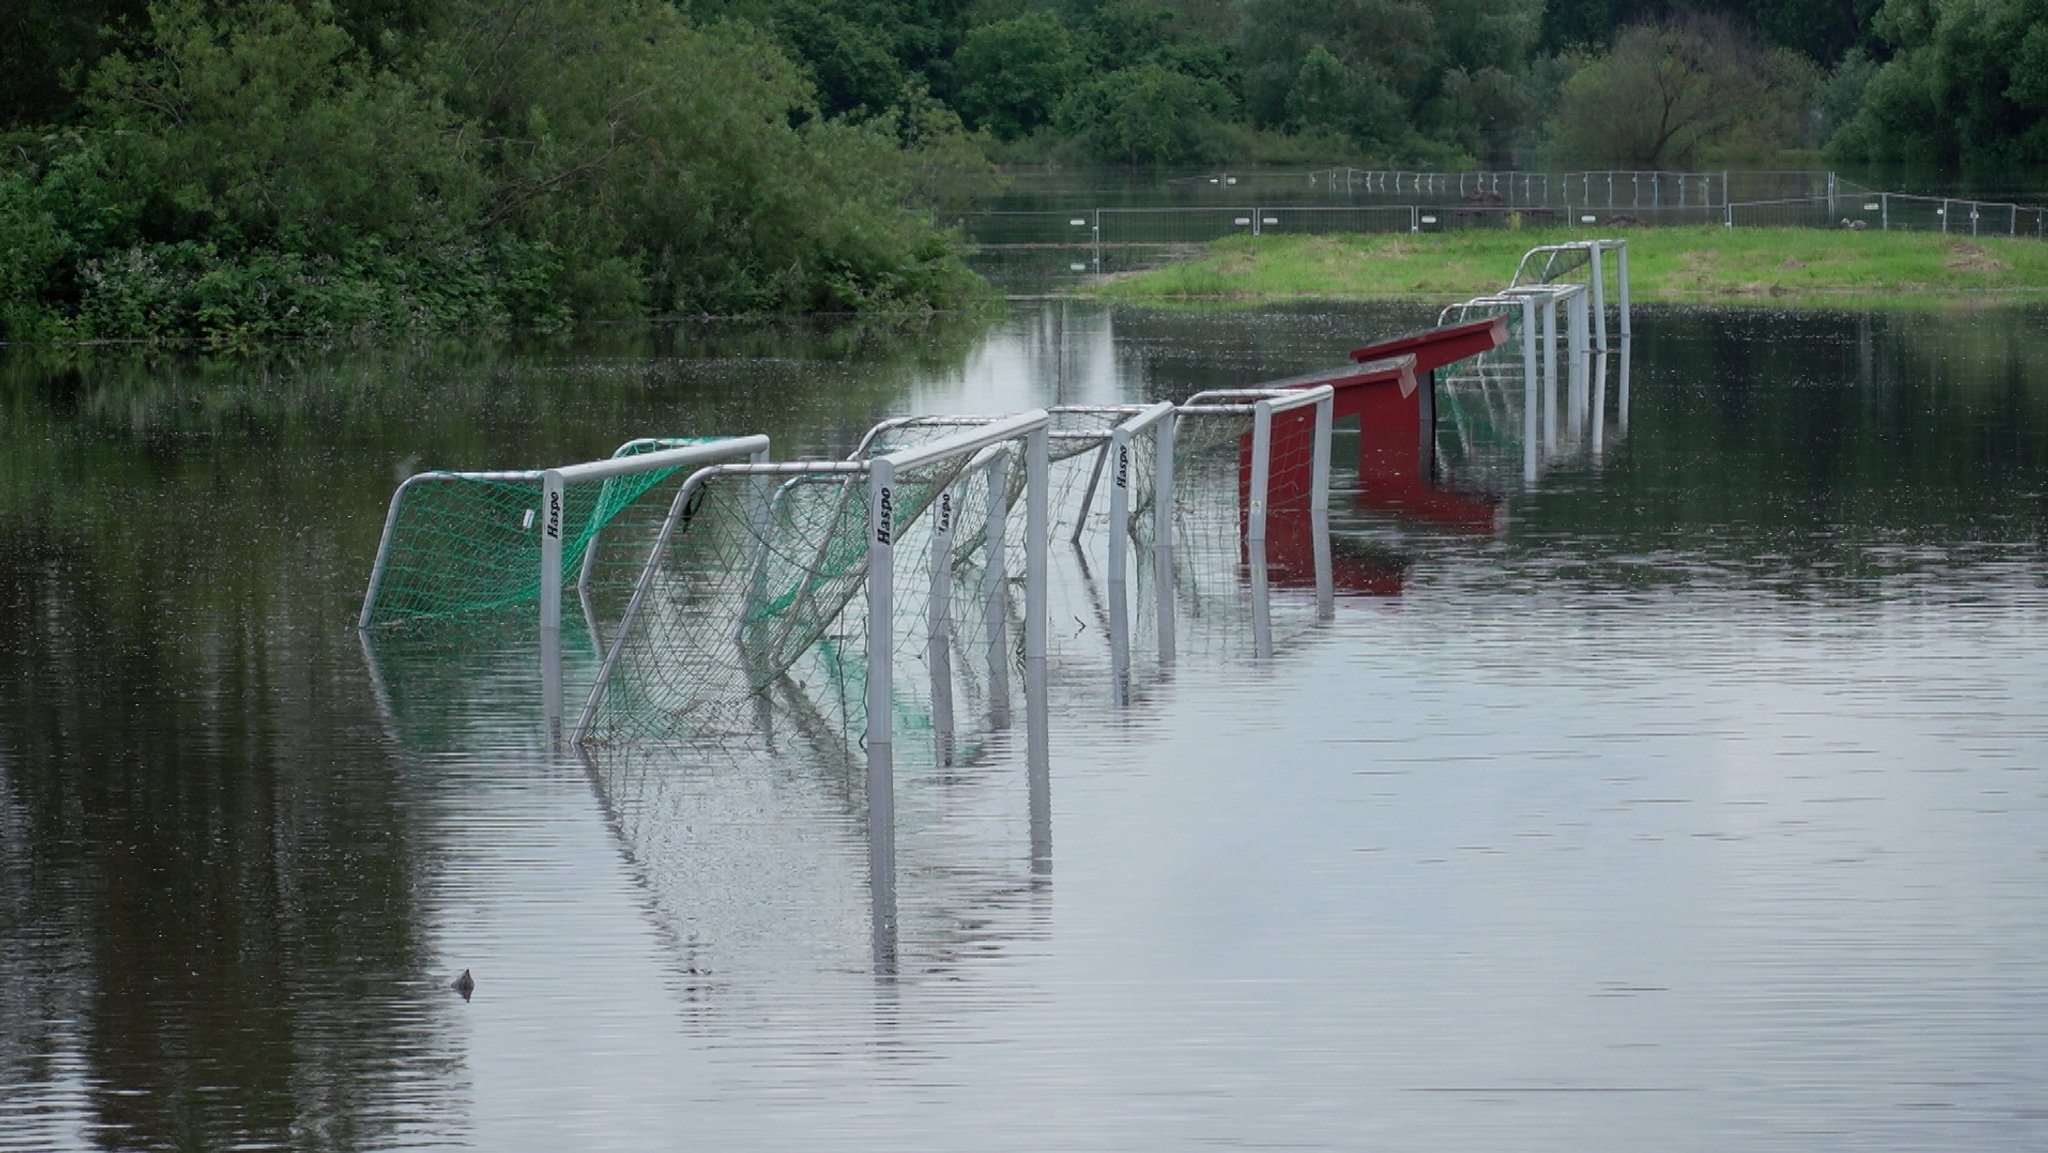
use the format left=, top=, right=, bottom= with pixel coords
left=358, top=434, right=773, bottom=741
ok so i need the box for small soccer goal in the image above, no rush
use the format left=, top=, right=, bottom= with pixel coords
left=574, top=411, right=1051, bottom=803
left=357, top=434, right=772, bottom=741
left=1506, top=238, right=1630, bottom=349
left=1167, top=384, right=1335, bottom=660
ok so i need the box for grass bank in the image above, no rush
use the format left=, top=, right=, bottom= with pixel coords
left=1089, top=227, right=2048, bottom=307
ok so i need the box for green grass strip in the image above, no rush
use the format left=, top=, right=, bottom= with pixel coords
left=1089, top=226, right=2048, bottom=308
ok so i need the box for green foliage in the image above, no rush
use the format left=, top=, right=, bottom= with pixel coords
left=1817, top=47, right=1879, bottom=141
left=1537, top=0, right=1883, bottom=65
left=1238, top=0, right=1542, bottom=160
left=706, top=0, right=972, bottom=120
left=1828, top=0, right=2048, bottom=166
left=84, top=1, right=478, bottom=256
left=1055, top=62, right=1236, bottom=164
left=0, top=1, right=150, bottom=124
left=953, top=13, right=1085, bottom=140
left=1547, top=13, right=1820, bottom=168
left=0, top=0, right=987, bottom=345
left=431, top=0, right=985, bottom=316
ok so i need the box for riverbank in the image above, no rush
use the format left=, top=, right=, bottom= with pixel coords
left=1088, top=226, right=2048, bottom=307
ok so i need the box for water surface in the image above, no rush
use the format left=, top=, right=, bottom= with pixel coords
left=3, top=301, right=2047, bottom=1150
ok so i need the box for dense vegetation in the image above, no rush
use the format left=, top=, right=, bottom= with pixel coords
left=0, top=0, right=995, bottom=345
left=2, top=0, right=2038, bottom=344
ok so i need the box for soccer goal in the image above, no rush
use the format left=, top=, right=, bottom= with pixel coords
left=853, top=404, right=1183, bottom=704
left=1507, top=238, right=1630, bottom=349
left=358, top=434, right=773, bottom=742
left=574, top=411, right=1051, bottom=849
left=1168, top=385, right=1334, bottom=660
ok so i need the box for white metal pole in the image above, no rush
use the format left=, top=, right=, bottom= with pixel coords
left=1250, top=529, right=1273, bottom=661
left=1616, top=241, right=1632, bottom=340
left=928, top=486, right=956, bottom=766
left=1311, top=393, right=1333, bottom=513
left=540, top=469, right=566, bottom=748
left=982, top=454, right=1012, bottom=729
left=865, top=460, right=897, bottom=922
left=1591, top=347, right=1609, bottom=455
left=1568, top=286, right=1588, bottom=439
left=1248, top=401, right=1274, bottom=547
left=1522, top=296, right=1539, bottom=484
left=358, top=477, right=418, bottom=630
left=1541, top=293, right=1558, bottom=453
left=1153, top=413, right=1177, bottom=667
left=1108, top=429, right=1132, bottom=593
left=1024, top=424, right=1050, bottom=726
left=1618, top=332, right=1633, bottom=436
left=1590, top=241, right=1609, bottom=353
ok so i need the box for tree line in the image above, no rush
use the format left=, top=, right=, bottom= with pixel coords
left=2, top=1, right=2037, bottom=343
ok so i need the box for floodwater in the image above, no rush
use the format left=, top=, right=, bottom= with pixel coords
left=4, top=300, right=2048, bottom=1151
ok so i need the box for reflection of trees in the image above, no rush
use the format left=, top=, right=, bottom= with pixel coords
left=0, top=527, right=456, bottom=1150
left=0, top=314, right=993, bottom=1141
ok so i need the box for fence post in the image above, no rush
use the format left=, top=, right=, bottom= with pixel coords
left=1882, top=193, right=1889, bottom=231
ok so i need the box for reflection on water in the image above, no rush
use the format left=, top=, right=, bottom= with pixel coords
left=5, top=302, right=2048, bottom=1149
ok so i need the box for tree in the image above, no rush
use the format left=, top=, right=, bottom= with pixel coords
left=1283, top=44, right=1405, bottom=145
left=952, top=12, right=1085, bottom=140
left=1546, top=12, right=1819, bottom=168
left=1237, top=0, right=1434, bottom=131
left=84, top=0, right=475, bottom=256
left=1827, top=0, right=2048, bottom=166
left=1054, top=61, right=1234, bottom=163
left=427, top=0, right=981, bottom=314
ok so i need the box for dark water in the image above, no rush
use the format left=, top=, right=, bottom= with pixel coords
left=3, top=301, right=2047, bottom=1150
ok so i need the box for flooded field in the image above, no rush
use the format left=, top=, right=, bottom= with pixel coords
left=4, top=300, right=2047, bottom=1150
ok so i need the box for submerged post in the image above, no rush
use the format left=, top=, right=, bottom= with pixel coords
left=1311, top=392, right=1333, bottom=515
left=1248, top=400, right=1274, bottom=546
left=865, top=458, right=897, bottom=926
left=1590, top=241, right=1609, bottom=353
left=1522, top=295, right=1540, bottom=484
left=1153, top=412, right=1177, bottom=666
left=1024, top=425, right=1050, bottom=676
left=1616, top=241, right=1632, bottom=340
left=982, top=454, right=1013, bottom=728
left=928, top=486, right=956, bottom=766
left=1567, top=285, right=1589, bottom=439
left=1540, top=291, right=1558, bottom=452
left=540, top=469, right=567, bottom=748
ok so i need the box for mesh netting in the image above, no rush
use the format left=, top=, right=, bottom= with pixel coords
left=361, top=437, right=740, bottom=627
left=1155, top=402, right=1328, bottom=662
left=578, top=438, right=1010, bottom=756
left=1510, top=243, right=1594, bottom=288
